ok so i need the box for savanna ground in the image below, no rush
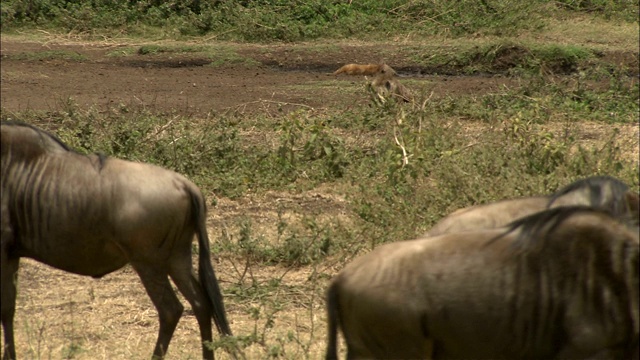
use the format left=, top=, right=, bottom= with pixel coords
left=1, top=1, right=639, bottom=359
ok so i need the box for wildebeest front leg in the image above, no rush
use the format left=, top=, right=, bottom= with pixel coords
left=1, top=250, right=19, bottom=360
left=169, top=260, right=214, bottom=360
left=133, top=263, right=184, bottom=360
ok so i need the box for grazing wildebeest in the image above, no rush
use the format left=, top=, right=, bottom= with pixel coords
left=1, top=121, right=232, bottom=360
left=422, top=175, right=634, bottom=237
left=326, top=206, right=639, bottom=359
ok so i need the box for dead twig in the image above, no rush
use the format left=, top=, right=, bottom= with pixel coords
left=142, top=116, right=178, bottom=142
left=393, top=126, right=409, bottom=167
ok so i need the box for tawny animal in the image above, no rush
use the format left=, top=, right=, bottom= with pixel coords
left=1, top=121, right=231, bottom=360
left=422, top=175, right=635, bottom=237
left=333, top=62, right=396, bottom=76
left=326, top=206, right=639, bottom=359
left=364, top=62, right=413, bottom=103
left=369, top=75, right=413, bottom=103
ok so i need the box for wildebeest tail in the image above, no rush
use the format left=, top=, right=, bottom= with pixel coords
left=325, top=281, right=340, bottom=360
left=189, top=186, right=233, bottom=336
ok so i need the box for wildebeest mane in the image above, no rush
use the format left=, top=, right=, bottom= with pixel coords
left=488, top=206, right=617, bottom=251
left=2, top=120, right=73, bottom=151
left=548, top=176, right=630, bottom=212
left=94, top=152, right=108, bottom=171
left=2, top=120, right=108, bottom=171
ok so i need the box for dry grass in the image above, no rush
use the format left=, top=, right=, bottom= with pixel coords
left=14, top=252, right=332, bottom=359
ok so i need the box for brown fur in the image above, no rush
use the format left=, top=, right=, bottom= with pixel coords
left=1, top=122, right=231, bottom=360
left=423, top=176, right=634, bottom=238
left=370, top=76, right=413, bottom=103
left=326, top=207, right=639, bottom=359
left=333, top=62, right=411, bottom=103
left=365, top=63, right=413, bottom=103
left=423, top=196, right=551, bottom=237
left=333, top=63, right=396, bottom=76
left=333, top=63, right=379, bottom=76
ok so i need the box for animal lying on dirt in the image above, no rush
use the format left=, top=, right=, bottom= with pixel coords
left=333, top=62, right=395, bottom=76
left=422, top=175, right=635, bottom=237
left=333, top=62, right=413, bottom=103
left=325, top=206, right=639, bottom=359
left=1, top=121, right=231, bottom=360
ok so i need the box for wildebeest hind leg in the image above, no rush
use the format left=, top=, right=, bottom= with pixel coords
left=133, top=263, right=184, bottom=359
left=1, top=253, right=19, bottom=360
left=169, top=260, right=214, bottom=360
left=420, top=313, right=435, bottom=359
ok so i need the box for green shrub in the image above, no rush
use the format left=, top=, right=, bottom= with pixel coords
left=3, top=0, right=636, bottom=40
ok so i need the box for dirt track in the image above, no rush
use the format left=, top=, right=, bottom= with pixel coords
left=1, top=40, right=569, bottom=115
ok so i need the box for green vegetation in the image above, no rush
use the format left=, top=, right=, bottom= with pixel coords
left=136, top=44, right=206, bottom=55
left=2, top=1, right=638, bottom=358
left=4, top=49, right=87, bottom=61
left=6, top=78, right=636, bottom=357
left=2, top=69, right=637, bottom=250
left=2, top=0, right=637, bottom=41
left=429, top=73, right=639, bottom=124
left=104, top=44, right=260, bottom=67
left=408, top=42, right=597, bottom=75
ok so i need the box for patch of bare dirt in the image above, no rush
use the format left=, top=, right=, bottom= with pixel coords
left=5, top=40, right=634, bottom=116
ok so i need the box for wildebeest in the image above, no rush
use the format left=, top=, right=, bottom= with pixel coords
left=1, top=121, right=231, bottom=360
left=422, top=176, right=635, bottom=237
left=326, top=206, right=639, bottom=359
